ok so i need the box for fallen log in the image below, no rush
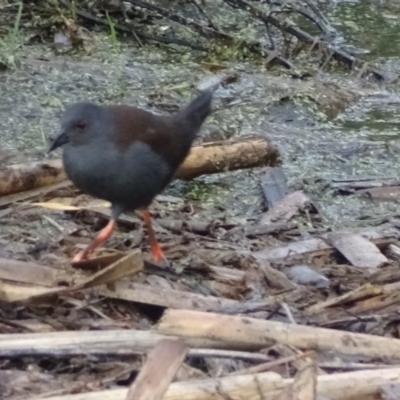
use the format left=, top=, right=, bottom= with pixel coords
left=0, top=134, right=279, bottom=197
left=157, top=309, right=400, bottom=361
left=30, top=367, right=400, bottom=400
left=0, top=329, right=263, bottom=358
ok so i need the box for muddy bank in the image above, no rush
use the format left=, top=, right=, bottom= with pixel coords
left=1, top=0, right=400, bottom=227
left=0, top=38, right=399, bottom=227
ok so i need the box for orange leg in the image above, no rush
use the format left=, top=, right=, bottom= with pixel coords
left=72, top=219, right=116, bottom=263
left=142, top=208, right=165, bottom=262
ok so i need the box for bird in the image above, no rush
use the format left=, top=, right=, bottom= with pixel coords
left=48, top=85, right=217, bottom=263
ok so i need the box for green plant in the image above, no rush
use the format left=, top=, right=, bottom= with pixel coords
left=0, top=1, right=24, bottom=68
left=105, top=10, right=119, bottom=51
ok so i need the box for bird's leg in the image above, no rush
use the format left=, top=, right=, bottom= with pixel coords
left=142, top=208, right=165, bottom=262
left=72, top=219, right=117, bottom=263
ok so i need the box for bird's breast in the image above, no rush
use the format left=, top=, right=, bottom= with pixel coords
left=62, top=141, right=173, bottom=210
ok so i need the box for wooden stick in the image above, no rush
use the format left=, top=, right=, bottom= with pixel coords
left=156, top=309, right=400, bottom=361
left=98, top=281, right=242, bottom=312
left=0, top=135, right=279, bottom=196
left=126, top=339, right=188, bottom=400
left=0, top=329, right=262, bottom=358
left=30, top=367, right=400, bottom=400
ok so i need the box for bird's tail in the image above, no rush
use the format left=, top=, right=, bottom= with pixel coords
left=177, top=82, right=219, bottom=140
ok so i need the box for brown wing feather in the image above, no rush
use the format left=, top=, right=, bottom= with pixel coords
left=105, top=105, right=187, bottom=168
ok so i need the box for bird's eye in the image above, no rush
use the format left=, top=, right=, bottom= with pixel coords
left=76, top=121, right=86, bottom=130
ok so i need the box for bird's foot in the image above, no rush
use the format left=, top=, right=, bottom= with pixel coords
left=71, top=219, right=117, bottom=264
left=151, top=242, right=168, bottom=263
left=72, top=249, right=91, bottom=263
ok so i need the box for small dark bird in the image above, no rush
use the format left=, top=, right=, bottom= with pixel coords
left=48, top=85, right=217, bottom=263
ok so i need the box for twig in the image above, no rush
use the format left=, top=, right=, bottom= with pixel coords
left=119, top=0, right=143, bottom=47
left=189, top=348, right=271, bottom=362
left=281, top=302, right=297, bottom=325
left=125, top=0, right=293, bottom=69
left=265, top=21, right=276, bottom=50
left=304, top=0, right=331, bottom=28
left=274, top=4, right=334, bottom=37
left=126, top=0, right=228, bottom=40
left=189, top=0, right=218, bottom=31
left=59, top=0, right=207, bottom=51
left=223, top=0, right=385, bottom=80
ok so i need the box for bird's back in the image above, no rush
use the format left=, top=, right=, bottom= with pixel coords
left=107, top=87, right=215, bottom=169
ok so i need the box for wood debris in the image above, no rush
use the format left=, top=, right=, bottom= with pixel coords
left=2, top=204, right=400, bottom=398
left=0, top=250, right=143, bottom=302
left=327, top=232, right=388, bottom=269
left=260, top=190, right=309, bottom=225
left=2, top=139, right=400, bottom=399
left=28, top=367, right=400, bottom=400
left=125, top=339, right=188, bottom=400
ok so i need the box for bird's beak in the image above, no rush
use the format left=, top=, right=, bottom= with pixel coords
left=48, top=131, right=68, bottom=153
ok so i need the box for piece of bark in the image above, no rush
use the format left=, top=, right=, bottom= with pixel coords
left=260, top=166, right=288, bottom=207
left=98, top=281, right=278, bottom=314
left=245, top=221, right=296, bottom=236
left=345, top=291, right=400, bottom=316
left=157, top=309, right=400, bottom=360
left=0, top=250, right=143, bottom=302
left=254, top=223, right=398, bottom=261
left=126, top=339, right=188, bottom=400
left=258, top=260, right=298, bottom=290
left=327, top=233, right=388, bottom=269
left=357, top=186, right=400, bottom=201
left=305, top=283, right=382, bottom=315
left=207, top=265, right=246, bottom=284
left=254, top=237, right=331, bottom=262
left=0, top=135, right=279, bottom=196
left=29, top=367, right=400, bottom=400
left=276, top=359, right=317, bottom=400
left=0, top=258, right=69, bottom=287
left=97, top=281, right=241, bottom=312
left=260, top=190, right=309, bottom=225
